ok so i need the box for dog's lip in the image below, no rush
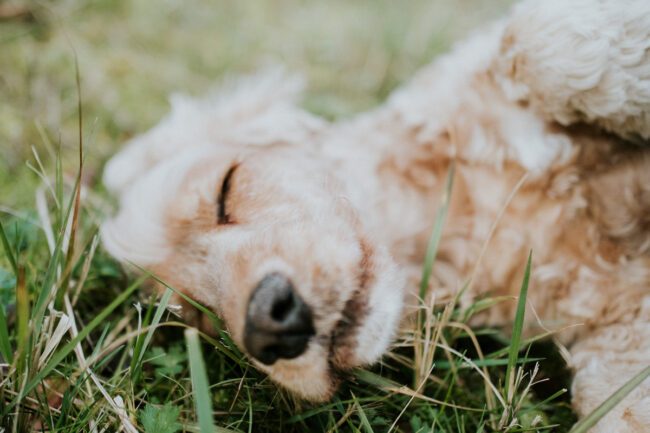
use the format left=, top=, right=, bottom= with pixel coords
left=326, top=237, right=374, bottom=371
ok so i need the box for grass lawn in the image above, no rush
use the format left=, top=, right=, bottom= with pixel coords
left=0, top=0, right=601, bottom=431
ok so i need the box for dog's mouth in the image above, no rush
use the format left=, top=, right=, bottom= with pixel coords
left=245, top=235, right=404, bottom=401
left=241, top=235, right=375, bottom=369
left=326, top=238, right=375, bottom=375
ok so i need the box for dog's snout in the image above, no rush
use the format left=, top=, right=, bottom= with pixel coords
left=244, top=273, right=315, bottom=365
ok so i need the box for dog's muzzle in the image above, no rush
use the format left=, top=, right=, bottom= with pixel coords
left=243, top=273, right=315, bottom=365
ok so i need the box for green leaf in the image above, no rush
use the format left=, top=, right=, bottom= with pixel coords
left=140, top=403, right=181, bottom=433
left=409, top=415, right=425, bottom=433
left=149, top=345, right=187, bottom=378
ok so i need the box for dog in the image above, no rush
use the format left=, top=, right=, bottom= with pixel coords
left=101, top=0, right=650, bottom=430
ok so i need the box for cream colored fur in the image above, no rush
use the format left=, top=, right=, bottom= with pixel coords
left=102, top=0, right=650, bottom=431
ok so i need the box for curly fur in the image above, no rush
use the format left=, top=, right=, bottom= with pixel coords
left=102, top=0, right=650, bottom=430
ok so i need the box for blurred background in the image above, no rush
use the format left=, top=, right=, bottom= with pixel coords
left=0, top=0, right=514, bottom=209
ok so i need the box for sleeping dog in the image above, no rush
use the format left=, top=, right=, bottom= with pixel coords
left=102, top=0, right=650, bottom=430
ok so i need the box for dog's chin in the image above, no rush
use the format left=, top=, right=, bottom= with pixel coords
left=255, top=251, right=406, bottom=402
left=252, top=343, right=337, bottom=401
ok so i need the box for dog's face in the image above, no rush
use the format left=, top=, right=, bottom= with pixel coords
left=102, top=142, right=405, bottom=400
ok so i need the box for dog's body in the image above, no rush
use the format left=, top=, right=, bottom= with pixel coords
left=102, top=0, right=650, bottom=431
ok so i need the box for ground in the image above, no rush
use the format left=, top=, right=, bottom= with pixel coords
left=0, top=1, right=585, bottom=431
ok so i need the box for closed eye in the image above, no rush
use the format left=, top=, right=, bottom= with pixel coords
left=217, top=164, right=238, bottom=225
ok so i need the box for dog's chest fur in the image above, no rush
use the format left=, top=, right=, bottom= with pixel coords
left=318, top=24, right=650, bottom=339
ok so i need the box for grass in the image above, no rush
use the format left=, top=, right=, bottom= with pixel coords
left=0, top=141, right=576, bottom=432
left=2, top=0, right=643, bottom=432
left=186, top=328, right=216, bottom=433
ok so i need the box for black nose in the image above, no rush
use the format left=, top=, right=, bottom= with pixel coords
left=243, top=273, right=315, bottom=365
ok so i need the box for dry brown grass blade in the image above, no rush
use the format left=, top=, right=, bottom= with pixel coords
left=326, top=403, right=356, bottom=433
left=387, top=362, right=435, bottom=433
left=462, top=173, right=528, bottom=305
left=384, top=385, right=486, bottom=412
left=447, top=321, right=496, bottom=422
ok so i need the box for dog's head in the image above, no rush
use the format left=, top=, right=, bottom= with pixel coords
left=102, top=136, right=405, bottom=399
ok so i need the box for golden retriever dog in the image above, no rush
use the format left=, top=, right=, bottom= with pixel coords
left=101, top=0, right=650, bottom=430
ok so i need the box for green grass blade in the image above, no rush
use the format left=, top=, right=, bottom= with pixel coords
left=131, top=263, right=225, bottom=327
left=486, top=330, right=557, bottom=360
left=32, top=173, right=81, bottom=337
left=0, top=221, right=19, bottom=364
left=214, top=425, right=240, bottom=433
left=132, top=287, right=172, bottom=379
left=353, top=395, right=374, bottom=433
left=506, top=425, right=559, bottom=432
left=0, top=293, right=12, bottom=363
left=505, top=250, right=532, bottom=397
left=568, top=365, right=650, bottom=433
left=2, top=274, right=146, bottom=416
left=519, top=388, right=567, bottom=416
left=186, top=328, right=216, bottom=433
left=419, top=161, right=454, bottom=301
left=56, top=140, right=64, bottom=228
left=0, top=219, right=18, bottom=276
left=55, top=55, right=84, bottom=309
left=132, top=262, right=244, bottom=363
left=434, top=357, right=542, bottom=370
left=354, top=369, right=401, bottom=389
left=284, top=396, right=380, bottom=424
left=460, top=296, right=514, bottom=322
left=130, top=295, right=156, bottom=379
left=246, top=387, right=253, bottom=433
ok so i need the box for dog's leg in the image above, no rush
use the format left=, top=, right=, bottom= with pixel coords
left=493, top=0, right=650, bottom=141
left=570, top=321, right=650, bottom=432
left=568, top=148, right=650, bottom=431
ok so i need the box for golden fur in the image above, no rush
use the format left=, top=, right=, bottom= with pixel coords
left=102, top=0, right=650, bottom=430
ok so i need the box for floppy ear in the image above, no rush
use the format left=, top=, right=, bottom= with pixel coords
left=103, top=67, right=324, bottom=197
left=101, top=148, right=217, bottom=266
